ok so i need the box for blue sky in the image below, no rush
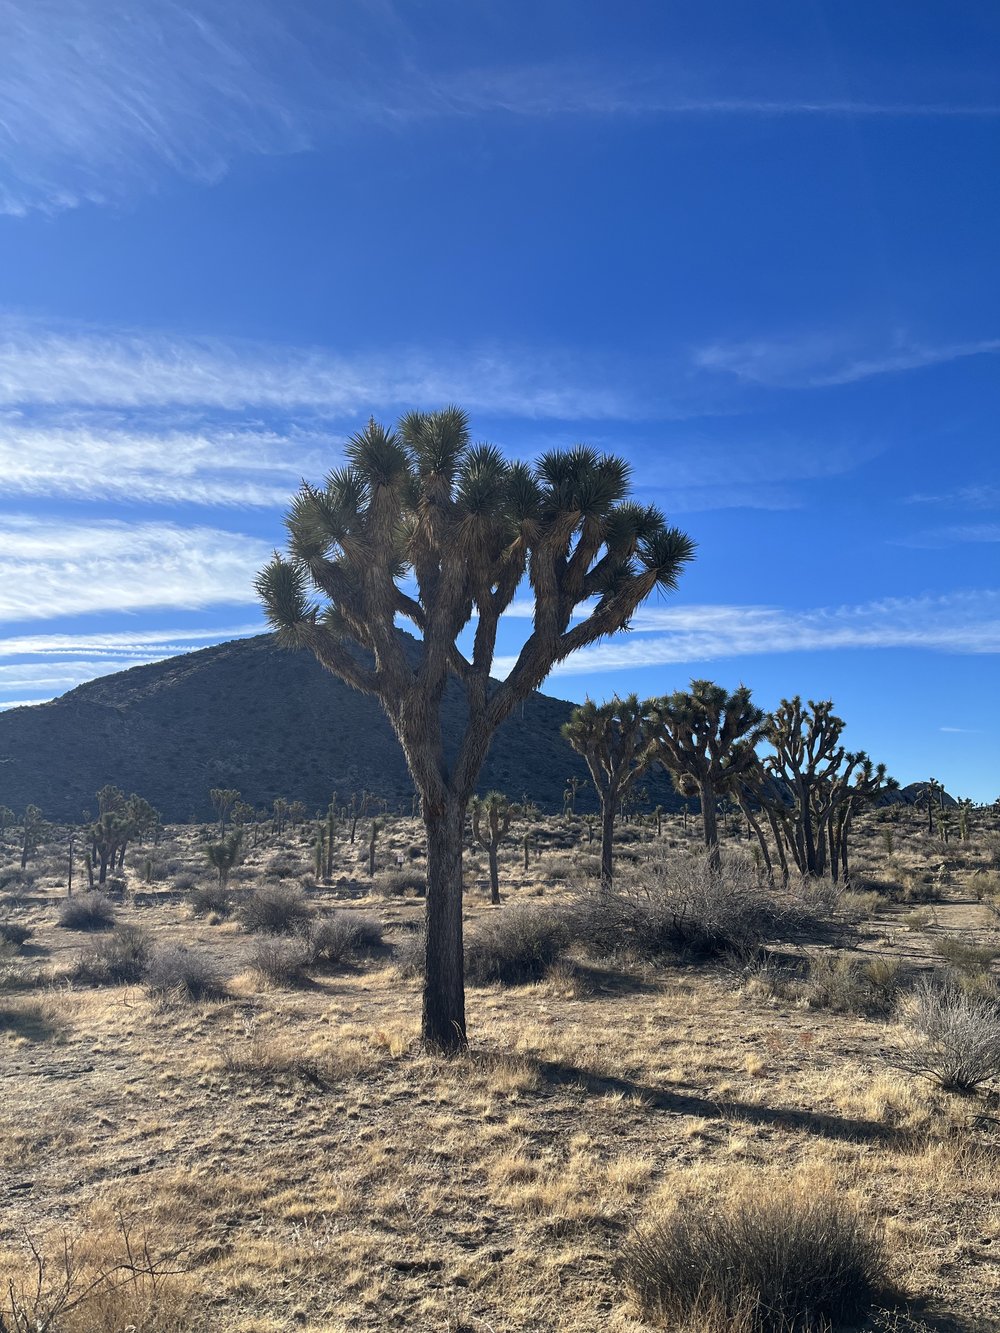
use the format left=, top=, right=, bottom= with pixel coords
left=0, top=1, right=997, bottom=800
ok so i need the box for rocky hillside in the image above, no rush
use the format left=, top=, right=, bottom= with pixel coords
left=0, top=633, right=683, bottom=821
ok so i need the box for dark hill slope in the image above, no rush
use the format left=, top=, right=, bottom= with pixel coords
left=0, top=634, right=682, bottom=821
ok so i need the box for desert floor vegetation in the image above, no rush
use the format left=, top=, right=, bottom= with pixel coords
left=2, top=804, right=999, bottom=1331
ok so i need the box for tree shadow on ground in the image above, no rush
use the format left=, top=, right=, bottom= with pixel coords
left=532, top=1058, right=911, bottom=1147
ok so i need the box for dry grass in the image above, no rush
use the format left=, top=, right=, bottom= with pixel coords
left=2, top=809, right=999, bottom=1331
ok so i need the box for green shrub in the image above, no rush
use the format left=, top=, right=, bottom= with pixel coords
left=376, top=869, right=426, bottom=897
left=0, top=919, right=32, bottom=948
left=934, top=937, right=998, bottom=976
left=622, top=1184, right=888, bottom=1333
left=805, top=954, right=905, bottom=1017
left=58, top=893, right=116, bottom=932
left=569, top=860, right=825, bottom=964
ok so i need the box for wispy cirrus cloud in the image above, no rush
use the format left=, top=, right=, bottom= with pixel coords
left=0, top=416, right=322, bottom=506
left=0, top=516, right=269, bottom=624
left=495, top=590, right=1000, bottom=677
left=4, top=2, right=999, bottom=217
left=693, top=333, right=1000, bottom=390
left=0, top=625, right=262, bottom=659
left=0, top=623, right=265, bottom=708
left=0, top=0, right=314, bottom=216
left=905, top=484, right=1000, bottom=509
left=0, top=322, right=636, bottom=421
left=431, top=64, right=1000, bottom=123
left=895, top=525, right=1000, bottom=549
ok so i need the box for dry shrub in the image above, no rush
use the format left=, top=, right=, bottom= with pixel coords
left=57, top=893, right=116, bottom=932
left=0, top=919, right=32, bottom=948
left=891, top=977, right=1000, bottom=1092
left=247, top=936, right=310, bottom=987
left=623, top=1181, right=888, bottom=1332
left=187, top=883, right=231, bottom=918
left=0, top=1210, right=201, bottom=1332
left=465, top=904, right=570, bottom=985
left=146, top=947, right=225, bottom=1001
left=73, top=925, right=151, bottom=985
left=376, top=868, right=426, bottom=897
left=307, top=912, right=384, bottom=969
left=934, top=936, right=998, bottom=976
left=239, top=884, right=310, bottom=934
left=805, top=954, right=905, bottom=1017
left=571, top=857, right=826, bottom=963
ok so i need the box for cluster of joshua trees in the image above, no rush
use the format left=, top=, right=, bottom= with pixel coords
left=563, top=684, right=896, bottom=890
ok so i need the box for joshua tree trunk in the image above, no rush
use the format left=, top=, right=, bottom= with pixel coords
left=423, top=800, right=467, bottom=1052
left=699, top=780, right=721, bottom=873
left=487, top=846, right=500, bottom=905
left=600, top=798, right=616, bottom=891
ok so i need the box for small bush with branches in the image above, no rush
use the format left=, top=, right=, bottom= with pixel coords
left=57, top=894, right=116, bottom=932
left=464, top=904, right=571, bottom=986
left=891, top=977, right=1000, bottom=1092
left=307, top=913, right=385, bottom=969
left=239, top=884, right=310, bottom=935
left=72, top=925, right=151, bottom=986
left=146, top=947, right=225, bottom=1002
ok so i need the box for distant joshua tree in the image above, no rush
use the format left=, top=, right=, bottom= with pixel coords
left=471, top=791, right=514, bottom=904
left=562, top=696, right=659, bottom=889
left=742, top=698, right=896, bottom=882
left=651, top=681, right=766, bottom=873
left=206, top=832, right=242, bottom=889
left=209, top=788, right=241, bottom=838
left=257, top=409, right=694, bottom=1050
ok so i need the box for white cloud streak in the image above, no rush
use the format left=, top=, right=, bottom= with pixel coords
left=694, top=334, right=1000, bottom=390
left=0, top=324, right=634, bottom=421
left=0, top=416, right=323, bottom=506
left=0, top=517, right=269, bottom=623
left=494, top=591, right=1000, bottom=677
left=0, top=625, right=262, bottom=659
left=3, top=3, right=997, bottom=217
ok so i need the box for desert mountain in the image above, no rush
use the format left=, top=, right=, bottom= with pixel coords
left=0, top=633, right=685, bottom=822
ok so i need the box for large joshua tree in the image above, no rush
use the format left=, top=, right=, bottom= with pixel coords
left=651, top=681, right=767, bottom=872
left=562, top=695, right=659, bottom=889
left=257, top=408, right=695, bottom=1051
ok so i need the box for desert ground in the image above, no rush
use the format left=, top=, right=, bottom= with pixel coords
left=2, top=806, right=999, bottom=1332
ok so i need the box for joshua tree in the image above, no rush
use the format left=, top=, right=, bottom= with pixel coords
left=562, top=695, right=659, bottom=889
left=471, top=791, right=514, bottom=904
left=563, top=776, right=587, bottom=817
left=272, top=797, right=289, bottom=838
left=742, top=698, right=895, bottom=881
left=206, top=832, right=242, bottom=889
left=210, top=788, right=241, bottom=837
left=651, top=681, right=766, bottom=873
left=257, top=409, right=694, bottom=1050
left=88, top=788, right=159, bottom=885
left=0, top=806, right=16, bottom=845
left=19, top=804, right=46, bottom=871
left=958, top=798, right=973, bottom=843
